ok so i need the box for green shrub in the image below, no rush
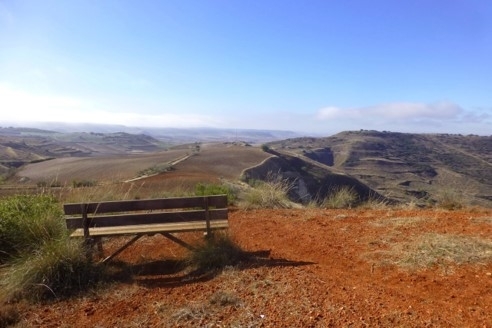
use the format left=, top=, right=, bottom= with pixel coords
left=194, top=183, right=237, bottom=204
left=72, top=179, right=97, bottom=188
left=137, top=164, right=172, bottom=177
left=322, top=186, right=359, bottom=209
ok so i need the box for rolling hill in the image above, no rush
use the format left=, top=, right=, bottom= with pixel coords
left=1, top=127, right=491, bottom=207
left=265, top=130, right=492, bottom=207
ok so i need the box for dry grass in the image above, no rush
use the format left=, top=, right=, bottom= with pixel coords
left=470, top=216, right=492, bottom=224
left=322, top=186, right=358, bottom=209
left=370, top=216, right=434, bottom=228
left=0, top=304, right=21, bottom=328
left=240, top=177, right=294, bottom=209
left=382, top=233, right=492, bottom=270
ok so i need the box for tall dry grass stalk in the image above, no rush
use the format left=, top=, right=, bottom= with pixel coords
left=240, top=177, right=294, bottom=209
left=322, top=186, right=359, bottom=209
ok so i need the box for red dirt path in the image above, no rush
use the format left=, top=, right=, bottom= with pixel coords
left=20, top=208, right=492, bottom=327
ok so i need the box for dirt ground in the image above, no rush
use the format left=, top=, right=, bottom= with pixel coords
left=16, top=208, right=492, bottom=327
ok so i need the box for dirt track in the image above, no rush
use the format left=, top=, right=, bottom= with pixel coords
left=20, top=208, right=492, bottom=327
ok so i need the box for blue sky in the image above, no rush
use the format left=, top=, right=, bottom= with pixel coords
left=0, top=0, right=491, bottom=135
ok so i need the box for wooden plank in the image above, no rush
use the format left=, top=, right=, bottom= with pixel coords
left=64, top=195, right=227, bottom=215
left=69, top=220, right=229, bottom=237
left=66, top=208, right=228, bottom=229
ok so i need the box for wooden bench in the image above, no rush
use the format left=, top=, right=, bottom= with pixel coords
left=64, top=195, right=229, bottom=263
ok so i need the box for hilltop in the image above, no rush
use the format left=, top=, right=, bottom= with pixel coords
left=266, top=130, right=492, bottom=207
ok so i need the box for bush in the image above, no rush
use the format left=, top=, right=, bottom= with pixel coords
left=194, top=183, right=237, bottom=204
left=72, top=179, right=97, bottom=188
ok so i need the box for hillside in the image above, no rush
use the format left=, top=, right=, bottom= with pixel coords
left=0, top=128, right=167, bottom=178
left=13, top=208, right=492, bottom=327
left=2, top=128, right=491, bottom=208
left=266, top=130, right=492, bottom=207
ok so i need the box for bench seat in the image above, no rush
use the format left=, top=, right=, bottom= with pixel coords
left=69, top=219, right=229, bottom=238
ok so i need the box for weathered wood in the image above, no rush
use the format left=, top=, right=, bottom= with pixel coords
left=64, top=195, right=228, bottom=215
left=65, top=209, right=228, bottom=229
left=69, top=220, right=229, bottom=237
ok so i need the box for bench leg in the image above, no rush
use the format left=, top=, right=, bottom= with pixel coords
left=83, top=237, right=95, bottom=262
left=101, top=235, right=142, bottom=263
left=96, top=238, right=104, bottom=258
left=160, top=232, right=195, bottom=251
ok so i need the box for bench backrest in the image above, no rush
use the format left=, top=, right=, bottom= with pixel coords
left=64, top=195, right=228, bottom=231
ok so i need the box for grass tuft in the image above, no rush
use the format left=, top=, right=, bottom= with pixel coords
left=241, top=178, right=293, bottom=209
left=0, top=194, right=64, bottom=264
left=434, top=188, right=464, bottom=210
left=322, top=186, right=359, bottom=209
left=186, top=233, right=248, bottom=272
left=0, top=194, right=104, bottom=302
left=209, top=290, right=241, bottom=307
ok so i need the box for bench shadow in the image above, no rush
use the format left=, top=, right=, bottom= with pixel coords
left=113, top=250, right=315, bottom=289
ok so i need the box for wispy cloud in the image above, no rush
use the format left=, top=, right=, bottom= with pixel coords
left=316, top=102, right=463, bottom=121
left=314, top=101, right=492, bottom=134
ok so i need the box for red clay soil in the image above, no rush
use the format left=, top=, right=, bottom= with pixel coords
left=17, top=208, right=492, bottom=327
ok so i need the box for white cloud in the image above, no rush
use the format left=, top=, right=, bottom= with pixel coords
left=366, top=102, right=463, bottom=120
left=316, top=106, right=346, bottom=120
left=0, top=84, right=222, bottom=128
left=316, top=101, right=464, bottom=122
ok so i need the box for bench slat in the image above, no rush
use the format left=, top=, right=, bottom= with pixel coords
left=69, top=220, right=229, bottom=237
left=65, top=208, right=228, bottom=229
left=63, top=195, right=227, bottom=215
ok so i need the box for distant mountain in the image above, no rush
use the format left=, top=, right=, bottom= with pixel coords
left=1, top=122, right=302, bottom=144
left=265, top=130, right=492, bottom=207
left=0, top=128, right=167, bottom=176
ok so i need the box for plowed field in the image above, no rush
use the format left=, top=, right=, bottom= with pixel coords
left=17, top=208, right=492, bottom=327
